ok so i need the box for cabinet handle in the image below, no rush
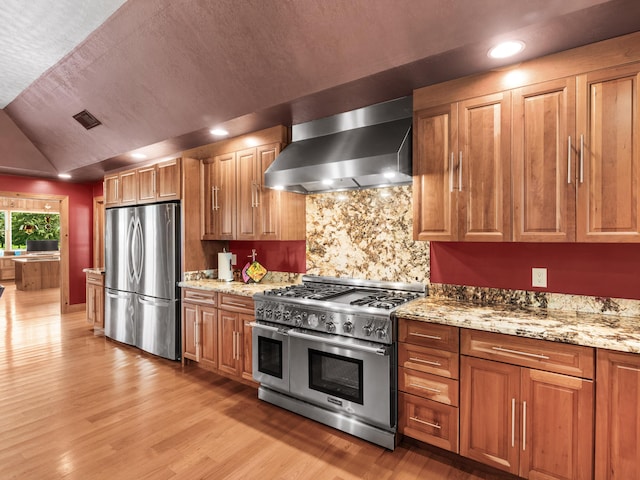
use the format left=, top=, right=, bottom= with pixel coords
left=511, top=398, right=516, bottom=448
left=408, top=383, right=442, bottom=394
left=579, top=134, right=584, bottom=183
left=491, top=346, right=550, bottom=360
left=244, top=322, right=252, bottom=327
left=255, top=183, right=260, bottom=207
left=522, top=400, right=527, bottom=451
left=458, top=151, right=463, bottom=191
left=187, top=294, right=214, bottom=302
left=152, top=170, right=157, bottom=194
left=409, top=357, right=441, bottom=367
left=449, top=152, right=454, bottom=192
left=410, top=416, right=441, bottom=429
left=567, top=136, right=572, bottom=184
left=215, top=187, right=220, bottom=211
left=409, top=332, right=442, bottom=340
left=115, top=178, right=119, bottom=200
left=224, top=300, right=249, bottom=308
left=232, top=331, right=237, bottom=359
left=194, top=320, right=199, bottom=346
left=211, top=187, right=216, bottom=212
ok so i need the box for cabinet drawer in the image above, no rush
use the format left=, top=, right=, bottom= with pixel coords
left=398, top=342, right=459, bottom=379
left=86, top=273, right=104, bottom=286
left=182, top=288, right=217, bottom=306
left=399, top=367, right=459, bottom=406
left=399, top=392, right=459, bottom=453
left=219, top=293, right=254, bottom=314
left=461, top=329, right=594, bottom=379
left=398, top=319, right=459, bottom=352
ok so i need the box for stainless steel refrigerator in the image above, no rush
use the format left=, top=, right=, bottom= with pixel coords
left=105, top=202, right=180, bottom=360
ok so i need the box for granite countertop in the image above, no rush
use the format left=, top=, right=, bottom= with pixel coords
left=178, top=279, right=294, bottom=297
left=395, top=297, right=640, bottom=354
left=83, top=268, right=105, bottom=274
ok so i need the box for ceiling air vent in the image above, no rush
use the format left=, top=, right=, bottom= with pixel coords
left=73, top=110, right=102, bottom=130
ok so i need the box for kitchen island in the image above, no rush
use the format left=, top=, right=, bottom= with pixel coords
left=13, top=256, right=60, bottom=291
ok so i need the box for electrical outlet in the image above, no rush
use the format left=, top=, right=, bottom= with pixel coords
left=532, top=268, right=547, bottom=288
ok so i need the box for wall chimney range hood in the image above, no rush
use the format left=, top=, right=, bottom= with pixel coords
left=264, top=96, right=412, bottom=194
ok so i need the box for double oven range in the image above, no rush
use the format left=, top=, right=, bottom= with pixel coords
left=251, top=275, right=425, bottom=450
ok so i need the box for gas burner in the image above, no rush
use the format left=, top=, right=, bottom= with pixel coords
left=349, top=292, right=421, bottom=309
left=266, top=283, right=354, bottom=300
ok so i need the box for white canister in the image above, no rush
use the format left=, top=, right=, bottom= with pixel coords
left=218, top=251, right=233, bottom=281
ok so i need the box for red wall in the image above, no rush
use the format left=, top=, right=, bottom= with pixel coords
left=0, top=175, right=95, bottom=305
left=228, top=240, right=306, bottom=273
left=430, top=242, right=640, bottom=300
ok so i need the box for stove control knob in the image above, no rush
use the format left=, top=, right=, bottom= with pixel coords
left=265, top=309, right=273, bottom=319
left=293, top=313, right=303, bottom=327
left=376, top=328, right=387, bottom=340
left=301, top=312, right=308, bottom=320
left=363, top=324, right=374, bottom=336
left=320, top=314, right=327, bottom=323
left=343, top=321, right=354, bottom=333
left=274, top=310, right=282, bottom=320
left=326, top=322, right=336, bottom=333
left=256, top=306, right=264, bottom=317
left=283, top=309, right=291, bottom=321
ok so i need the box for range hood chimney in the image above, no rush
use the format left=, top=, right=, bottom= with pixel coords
left=264, top=96, right=412, bottom=194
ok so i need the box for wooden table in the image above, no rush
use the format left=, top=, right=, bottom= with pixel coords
left=13, top=257, right=60, bottom=291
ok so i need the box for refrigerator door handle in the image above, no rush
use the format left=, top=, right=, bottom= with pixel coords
left=126, top=215, right=137, bottom=285
left=138, top=295, right=172, bottom=306
left=135, top=217, right=144, bottom=285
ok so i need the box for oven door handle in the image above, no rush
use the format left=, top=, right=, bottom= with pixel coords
left=287, top=329, right=390, bottom=356
left=249, top=322, right=289, bottom=335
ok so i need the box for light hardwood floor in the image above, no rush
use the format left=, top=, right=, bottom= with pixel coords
left=0, top=283, right=518, bottom=480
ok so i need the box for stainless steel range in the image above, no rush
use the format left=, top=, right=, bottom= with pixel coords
left=251, top=275, right=425, bottom=450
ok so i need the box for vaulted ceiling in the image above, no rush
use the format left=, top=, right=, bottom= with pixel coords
left=2, top=0, right=640, bottom=182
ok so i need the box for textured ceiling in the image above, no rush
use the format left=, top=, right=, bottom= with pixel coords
left=2, top=0, right=640, bottom=182
left=0, top=0, right=126, bottom=108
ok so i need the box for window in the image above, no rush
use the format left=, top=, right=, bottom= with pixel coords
left=1, top=211, right=60, bottom=250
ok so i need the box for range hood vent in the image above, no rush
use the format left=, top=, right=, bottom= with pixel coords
left=264, top=96, right=412, bottom=194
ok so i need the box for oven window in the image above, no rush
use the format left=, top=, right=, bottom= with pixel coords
left=308, top=349, right=363, bottom=404
left=258, top=336, right=283, bottom=379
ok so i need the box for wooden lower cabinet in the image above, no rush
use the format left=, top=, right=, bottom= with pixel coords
left=596, top=349, right=640, bottom=479
left=218, top=293, right=255, bottom=382
left=85, top=271, right=104, bottom=329
left=398, top=319, right=459, bottom=453
left=460, top=355, right=594, bottom=479
left=181, top=289, right=218, bottom=371
left=0, top=257, right=15, bottom=280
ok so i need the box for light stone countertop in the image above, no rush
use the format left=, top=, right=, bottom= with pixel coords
left=395, top=297, right=640, bottom=354
left=178, top=279, right=295, bottom=297
left=13, top=256, right=60, bottom=263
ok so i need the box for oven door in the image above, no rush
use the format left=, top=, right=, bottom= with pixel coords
left=288, top=329, right=394, bottom=429
left=251, top=322, right=290, bottom=393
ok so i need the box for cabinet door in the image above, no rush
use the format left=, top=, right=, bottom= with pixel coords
left=199, top=305, right=217, bottom=370
left=183, top=302, right=199, bottom=362
left=104, top=175, right=120, bottom=206
left=520, top=368, right=593, bottom=480
left=137, top=166, right=157, bottom=203
left=256, top=143, right=281, bottom=240
left=461, top=356, right=520, bottom=475
left=236, top=148, right=259, bottom=239
left=218, top=310, right=241, bottom=376
left=458, top=92, right=511, bottom=241
left=119, top=170, right=138, bottom=205
left=513, top=78, right=576, bottom=242
left=596, top=350, right=640, bottom=480
left=413, top=104, right=458, bottom=241
left=576, top=63, right=640, bottom=242
left=241, top=314, right=254, bottom=382
left=217, top=153, right=236, bottom=240
left=399, top=392, right=459, bottom=453
left=156, top=158, right=181, bottom=201
left=86, top=282, right=96, bottom=325
left=202, top=161, right=219, bottom=240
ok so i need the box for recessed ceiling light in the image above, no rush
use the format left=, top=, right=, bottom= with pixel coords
left=131, top=153, right=147, bottom=159
left=210, top=128, right=229, bottom=137
left=488, top=40, right=525, bottom=59
left=58, top=173, right=72, bottom=179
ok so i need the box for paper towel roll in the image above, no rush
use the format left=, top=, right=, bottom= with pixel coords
left=218, top=252, right=233, bottom=281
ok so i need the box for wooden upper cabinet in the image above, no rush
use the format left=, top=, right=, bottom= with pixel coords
left=413, top=93, right=510, bottom=241
left=104, top=174, right=120, bottom=206
left=512, top=78, right=576, bottom=242
left=413, top=104, right=458, bottom=241
left=458, top=92, right=511, bottom=241
left=576, top=63, right=640, bottom=242
left=200, top=138, right=305, bottom=241
left=236, top=147, right=259, bottom=240
left=119, top=170, right=138, bottom=205
left=257, top=143, right=282, bottom=240
left=104, top=158, right=181, bottom=207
